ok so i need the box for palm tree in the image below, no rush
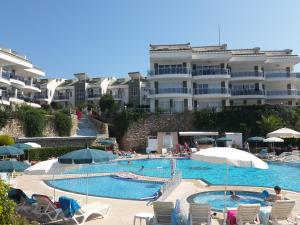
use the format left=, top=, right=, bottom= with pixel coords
left=256, top=114, right=283, bottom=135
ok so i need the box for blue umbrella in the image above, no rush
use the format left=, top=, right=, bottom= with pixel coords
left=216, top=137, right=232, bottom=142
left=11, top=143, right=32, bottom=150
left=0, top=146, right=24, bottom=156
left=0, top=160, right=30, bottom=172
left=58, top=148, right=116, bottom=164
left=98, top=140, right=114, bottom=145
left=197, top=137, right=215, bottom=144
left=247, top=136, right=265, bottom=142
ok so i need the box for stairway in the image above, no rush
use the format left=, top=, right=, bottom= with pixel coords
left=76, top=113, right=98, bottom=137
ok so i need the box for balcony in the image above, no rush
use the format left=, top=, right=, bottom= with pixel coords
left=193, top=88, right=230, bottom=98
left=53, top=95, right=70, bottom=101
left=149, top=87, right=192, bottom=97
left=265, top=72, right=300, bottom=81
left=87, top=93, right=101, bottom=99
left=9, top=73, right=25, bottom=87
left=0, top=91, right=10, bottom=104
left=192, top=68, right=230, bottom=79
left=230, top=71, right=265, bottom=81
left=22, top=80, right=41, bottom=92
left=0, top=72, right=11, bottom=86
left=231, top=89, right=265, bottom=98
left=266, top=90, right=300, bottom=99
left=34, top=93, right=49, bottom=100
left=147, top=68, right=191, bottom=79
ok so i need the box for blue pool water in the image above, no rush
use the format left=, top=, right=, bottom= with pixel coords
left=187, top=191, right=268, bottom=211
left=187, top=191, right=270, bottom=211
left=65, top=159, right=300, bottom=192
left=48, top=176, right=163, bottom=200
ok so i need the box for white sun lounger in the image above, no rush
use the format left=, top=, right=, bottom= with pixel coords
left=235, top=204, right=261, bottom=225
left=62, top=202, right=110, bottom=225
left=189, top=203, right=211, bottom=225
left=152, top=201, right=174, bottom=225
left=269, top=200, right=296, bottom=225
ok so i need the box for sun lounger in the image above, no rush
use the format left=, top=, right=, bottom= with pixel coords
left=8, top=188, right=36, bottom=215
left=152, top=201, right=174, bottom=225
left=227, top=204, right=260, bottom=225
left=269, top=200, right=296, bottom=225
left=59, top=196, right=110, bottom=225
left=31, top=194, right=62, bottom=221
left=189, top=203, right=211, bottom=225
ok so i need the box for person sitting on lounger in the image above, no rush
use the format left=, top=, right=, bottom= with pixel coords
left=230, top=191, right=240, bottom=200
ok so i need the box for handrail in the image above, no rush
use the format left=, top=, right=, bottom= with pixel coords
left=150, top=88, right=191, bottom=94
left=193, top=88, right=230, bottom=95
left=159, top=170, right=182, bottom=201
left=192, top=68, right=230, bottom=76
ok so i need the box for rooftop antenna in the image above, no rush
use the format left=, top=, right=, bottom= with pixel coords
left=218, top=24, right=221, bottom=46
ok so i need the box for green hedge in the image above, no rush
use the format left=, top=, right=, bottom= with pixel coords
left=27, top=146, right=105, bottom=161
left=54, top=112, right=72, bottom=136
left=0, top=135, right=15, bottom=146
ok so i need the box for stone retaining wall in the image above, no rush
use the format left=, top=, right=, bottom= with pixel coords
left=89, top=117, right=109, bottom=138
left=121, top=112, right=194, bottom=150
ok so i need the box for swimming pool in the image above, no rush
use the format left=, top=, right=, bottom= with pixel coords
left=66, top=159, right=300, bottom=192
left=47, top=175, right=163, bottom=200
left=187, top=191, right=269, bottom=211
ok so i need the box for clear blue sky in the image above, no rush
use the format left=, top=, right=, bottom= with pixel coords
left=1, top=0, right=299, bottom=78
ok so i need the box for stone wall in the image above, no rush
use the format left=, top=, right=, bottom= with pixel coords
left=70, top=114, right=78, bottom=136
left=121, top=112, right=194, bottom=150
left=90, top=117, right=109, bottom=138
left=0, top=119, right=24, bottom=137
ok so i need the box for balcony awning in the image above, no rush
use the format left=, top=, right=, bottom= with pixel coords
left=179, top=131, right=218, bottom=136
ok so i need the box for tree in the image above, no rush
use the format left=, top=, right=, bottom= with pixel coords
left=99, top=94, right=116, bottom=112
left=0, top=180, right=16, bottom=223
left=256, top=114, right=283, bottom=135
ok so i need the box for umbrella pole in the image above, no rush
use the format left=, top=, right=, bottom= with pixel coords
left=52, top=174, right=56, bottom=201
left=86, top=172, right=89, bottom=205
left=223, top=161, right=228, bottom=225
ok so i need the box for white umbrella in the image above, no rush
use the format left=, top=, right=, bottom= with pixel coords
left=24, top=142, right=41, bottom=148
left=25, top=159, right=78, bottom=200
left=264, top=137, right=284, bottom=155
left=267, top=127, right=300, bottom=138
left=191, top=147, right=268, bottom=215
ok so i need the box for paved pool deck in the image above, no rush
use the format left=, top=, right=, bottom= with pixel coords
left=16, top=174, right=300, bottom=225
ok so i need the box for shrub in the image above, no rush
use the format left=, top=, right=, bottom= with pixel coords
left=0, top=180, right=16, bottom=224
left=54, top=112, right=72, bottom=136
left=0, top=110, right=9, bottom=129
left=0, top=135, right=15, bottom=146
left=18, top=107, right=45, bottom=137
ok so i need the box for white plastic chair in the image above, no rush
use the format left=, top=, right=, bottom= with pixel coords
left=269, top=200, right=296, bottom=225
left=189, top=203, right=211, bottom=225
left=236, top=204, right=261, bottom=225
left=153, top=201, right=174, bottom=225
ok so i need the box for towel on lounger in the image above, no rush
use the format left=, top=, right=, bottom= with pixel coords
left=59, top=196, right=81, bottom=218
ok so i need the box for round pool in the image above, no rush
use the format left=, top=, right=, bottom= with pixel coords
left=187, top=191, right=270, bottom=211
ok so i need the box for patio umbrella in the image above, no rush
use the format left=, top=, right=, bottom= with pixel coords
left=267, top=127, right=300, bottom=138
left=264, top=137, right=284, bottom=155
left=247, top=136, right=265, bottom=153
left=197, top=137, right=215, bottom=144
left=216, top=137, right=232, bottom=142
left=11, top=143, right=32, bottom=150
left=58, top=148, right=116, bottom=203
left=0, top=160, right=30, bottom=172
left=98, top=139, right=115, bottom=151
left=191, top=147, right=268, bottom=215
left=25, top=159, right=78, bottom=200
left=0, top=146, right=24, bottom=156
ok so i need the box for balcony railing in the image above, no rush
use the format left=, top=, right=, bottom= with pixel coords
left=265, top=72, right=300, bottom=79
left=0, top=91, right=9, bottom=101
left=231, top=89, right=265, bottom=96
left=34, top=93, right=49, bottom=99
left=87, top=93, right=101, bottom=98
left=53, top=95, right=70, bottom=100
left=112, top=94, right=123, bottom=99
left=266, top=90, right=298, bottom=96
left=231, top=71, right=264, bottom=78
left=10, top=74, right=25, bottom=82
left=150, top=87, right=191, bottom=94
left=192, top=68, right=230, bottom=76
left=0, top=72, right=10, bottom=80
left=148, top=68, right=190, bottom=76
left=193, top=88, right=230, bottom=95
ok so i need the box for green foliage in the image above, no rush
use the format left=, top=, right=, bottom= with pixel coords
left=50, top=102, right=63, bottom=110
left=54, top=112, right=72, bottom=136
left=0, top=180, right=16, bottom=224
left=0, top=135, right=15, bottom=146
left=0, top=109, right=9, bottom=129
left=17, top=106, right=46, bottom=137
left=28, top=146, right=105, bottom=161
left=256, top=114, right=283, bottom=135
left=99, top=94, right=116, bottom=112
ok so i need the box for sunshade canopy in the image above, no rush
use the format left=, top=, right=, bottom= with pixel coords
left=263, top=137, right=284, bottom=143
left=98, top=140, right=114, bottom=145
left=216, top=137, right=232, bottom=142
left=247, top=136, right=265, bottom=142
left=11, top=143, right=32, bottom=150
left=24, top=142, right=41, bottom=148
left=0, top=160, right=30, bottom=172
left=197, top=137, right=215, bottom=143
left=58, top=148, right=116, bottom=164
left=267, top=127, right=300, bottom=138
left=0, top=146, right=24, bottom=156
left=191, top=147, right=268, bottom=169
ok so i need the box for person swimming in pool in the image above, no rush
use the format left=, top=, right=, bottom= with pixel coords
left=139, top=165, right=145, bottom=171
left=230, top=191, right=240, bottom=200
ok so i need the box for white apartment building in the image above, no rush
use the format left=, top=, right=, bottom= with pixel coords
left=148, top=43, right=300, bottom=113
left=51, top=73, right=113, bottom=108
left=0, top=46, right=45, bottom=108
